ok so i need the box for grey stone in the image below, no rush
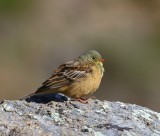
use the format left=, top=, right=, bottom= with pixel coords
left=0, top=99, right=160, bottom=136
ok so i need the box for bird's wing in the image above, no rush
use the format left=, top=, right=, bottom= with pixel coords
left=35, top=60, right=92, bottom=94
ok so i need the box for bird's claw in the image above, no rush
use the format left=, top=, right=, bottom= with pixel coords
left=71, top=98, right=88, bottom=104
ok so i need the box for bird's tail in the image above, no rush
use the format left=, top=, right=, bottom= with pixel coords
left=20, top=87, right=51, bottom=100
left=19, top=93, right=36, bottom=100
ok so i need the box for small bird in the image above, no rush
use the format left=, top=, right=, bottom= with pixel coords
left=24, top=50, right=105, bottom=103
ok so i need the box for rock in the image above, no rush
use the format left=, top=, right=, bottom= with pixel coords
left=0, top=96, right=160, bottom=136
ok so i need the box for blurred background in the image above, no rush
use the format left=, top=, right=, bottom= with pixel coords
left=0, top=0, right=160, bottom=111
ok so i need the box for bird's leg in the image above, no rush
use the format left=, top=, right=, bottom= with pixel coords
left=78, top=97, right=89, bottom=104
left=71, top=98, right=88, bottom=104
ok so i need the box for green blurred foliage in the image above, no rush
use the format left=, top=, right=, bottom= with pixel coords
left=0, top=0, right=32, bottom=15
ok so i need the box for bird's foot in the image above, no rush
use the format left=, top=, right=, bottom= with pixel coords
left=71, top=98, right=88, bottom=104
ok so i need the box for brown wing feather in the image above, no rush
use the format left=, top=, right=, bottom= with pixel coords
left=35, top=60, right=92, bottom=94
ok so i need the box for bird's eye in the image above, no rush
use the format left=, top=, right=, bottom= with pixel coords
left=92, top=57, right=95, bottom=60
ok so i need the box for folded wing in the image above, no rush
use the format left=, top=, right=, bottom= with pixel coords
left=35, top=60, right=92, bottom=94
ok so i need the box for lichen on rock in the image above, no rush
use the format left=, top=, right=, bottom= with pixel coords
left=0, top=97, right=160, bottom=136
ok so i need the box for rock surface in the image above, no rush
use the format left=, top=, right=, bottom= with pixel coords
left=0, top=96, right=160, bottom=136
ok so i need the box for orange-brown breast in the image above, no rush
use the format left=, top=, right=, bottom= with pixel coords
left=63, top=65, right=102, bottom=98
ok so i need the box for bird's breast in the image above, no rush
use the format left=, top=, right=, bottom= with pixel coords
left=65, top=65, right=102, bottom=98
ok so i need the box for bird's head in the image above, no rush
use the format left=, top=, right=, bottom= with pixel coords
left=78, top=50, right=105, bottom=66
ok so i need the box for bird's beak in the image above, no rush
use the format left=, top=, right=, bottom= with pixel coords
left=99, top=58, right=105, bottom=62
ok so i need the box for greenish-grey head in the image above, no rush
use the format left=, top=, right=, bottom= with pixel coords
left=78, top=50, right=103, bottom=62
left=78, top=50, right=105, bottom=75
